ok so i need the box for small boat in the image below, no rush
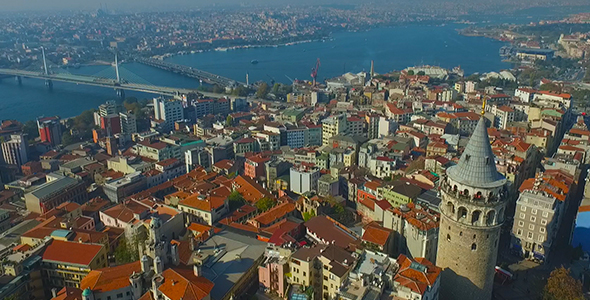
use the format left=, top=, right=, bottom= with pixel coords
left=251, top=60, right=259, bottom=64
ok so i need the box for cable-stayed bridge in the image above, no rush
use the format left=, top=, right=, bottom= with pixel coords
left=0, top=51, right=243, bottom=99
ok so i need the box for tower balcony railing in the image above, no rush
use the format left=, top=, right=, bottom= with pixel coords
left=440, top=180, right=501, bottom=203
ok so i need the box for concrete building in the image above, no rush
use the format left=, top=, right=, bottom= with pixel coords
left=511, top=172, right=571, bottom=262
left=103, top=172, right=147, bottom=203
left=436, top=117, right=508, bottom=300
left=186, top=147, right=211, bottom=172
left=24, top=175, right=88, bottom=214
left=322, top=114, right=347, bottom=145
left=1, top=133, right=28, bottom=167
left=41, top=240, right=108, bottom=290
left=119, top=111, right=137, bottom=134
left=290, top=165, right=321, bottom=194
left=153, top=97, right=184, bottom=132
left=266, top=159, right=292, bottom=191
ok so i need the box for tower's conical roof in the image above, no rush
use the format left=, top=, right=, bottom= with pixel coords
left=447, top=117, right=506, bottom=188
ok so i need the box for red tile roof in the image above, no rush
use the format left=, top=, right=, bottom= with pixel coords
left=80, top=261, right=141, bottom=293
left=362, top=224, right=391, bottom=247
left=42, top=240, right=104, bottom=266
left=394, top=254, right=441, bottom=295
left=252, top=202, right=296, bottom=226
left=158, top=267, right=214, bottom=300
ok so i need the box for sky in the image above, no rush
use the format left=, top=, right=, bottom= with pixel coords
left=0, top=0, right=309, bottom=12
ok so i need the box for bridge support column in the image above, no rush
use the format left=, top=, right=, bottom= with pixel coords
left=45, top=80, right=53, bottom=88
left=15, top=76, right=22, bottom=85
left=116, top=89, right=125, bottom=99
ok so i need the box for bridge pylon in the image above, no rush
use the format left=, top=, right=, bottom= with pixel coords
left=15, top=76, right=22, bottom=85
left=116, top=89, right=125, bottom=99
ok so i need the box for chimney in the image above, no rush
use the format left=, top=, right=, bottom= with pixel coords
left=194, top=264, right=201, bottom=277
left=51, top=288, right=58, bottom=298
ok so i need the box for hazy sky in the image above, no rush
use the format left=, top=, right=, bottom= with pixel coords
left=0, top=0, right=310, bottom=12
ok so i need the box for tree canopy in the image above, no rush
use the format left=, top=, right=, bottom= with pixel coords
left=256, top=82, right=270, bottom=99
left=543, top=267, right=583, bottom=300
left=228, top=190, right=245, bottom=210
left=255, top=197, right=277, bottom=212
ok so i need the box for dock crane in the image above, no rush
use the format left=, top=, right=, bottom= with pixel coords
left=311, top=58, right=320, bottom=86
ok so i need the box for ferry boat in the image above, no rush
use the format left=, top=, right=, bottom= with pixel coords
left=251, top=60, right=259, bottom=64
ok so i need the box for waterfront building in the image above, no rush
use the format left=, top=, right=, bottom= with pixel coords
left=436, top=116, right=508, bottom=300
left=37, top=116, right=62, bottom=146
left=153, top=97, right=184, bottom=132
left=1, top=133, right=28, bottom=167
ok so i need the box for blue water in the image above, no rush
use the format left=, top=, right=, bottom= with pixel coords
left=0, top=7, right=587, bottom=122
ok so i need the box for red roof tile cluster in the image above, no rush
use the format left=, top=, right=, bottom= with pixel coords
left=394, top=254, right=441, bottom=295
left=80, top=261, right=141, bottom=293
left=362, top=224, right=392, bottom=247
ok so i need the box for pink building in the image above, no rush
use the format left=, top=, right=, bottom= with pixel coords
left=258, top=253, right=289, bottom=297
left=244, top=154, right=271, bottom=179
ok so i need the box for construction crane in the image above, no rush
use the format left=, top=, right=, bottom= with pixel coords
left=310, top=58, right=321, bottom=86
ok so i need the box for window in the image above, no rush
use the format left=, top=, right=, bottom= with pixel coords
left=531, top=209, right=537, bottom=215
left=519, top=213, right=525, bottom=219
left=518, top=221, right=524, bottom=227
left=542, top=211, right=549, bottom=218
left=530, top=216, right=536, bottom=222
left=541, top=219, right=547, bottom=225
left=447, top=234, right=451, bottom=242
left=117, top=294, right=123, bottom=299
left=527, top=232, right=533, bottom=239
left=517, top=229, right=523, bottom=236
left=538, top=235, right=544, bottom=242
left=303, top=272, right=306, bottom=276
left=521, top=206, right=526, bottom=212
left=529, top=224, right=535, bottom=230
left=540, top=227, right=546, bottom=233
left=471, top=243, right=477, bottom=251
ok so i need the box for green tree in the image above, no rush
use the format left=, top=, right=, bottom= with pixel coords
left=226, top=115, right=233, bottom=127
left=228, top=190, right=245, bottom=210
left=417, top=71, right=426, bottom=76
left=113, top=237, right=137, bottom=264
left=61, top=131, right=75, bottom=146
left=543, top=267, right=583, bottom=300
left=256, top=82, right=270, bottom=99
left=256, top=197, right=277, bottom=211
left=23, top=120, right=39, bottom=139
left=303, top=210, right=316, bottom=222
left=212, top=85, right=225, bottom=94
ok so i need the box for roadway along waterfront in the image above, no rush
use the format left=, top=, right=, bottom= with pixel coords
left=0, top=8, right=580, bottom=122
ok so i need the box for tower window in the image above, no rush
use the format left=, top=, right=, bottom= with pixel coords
left=447, top=234, right=451, bottom=242
left=465, top=154, right=471, bottom=162
left=471, top=243, right=477, bottom=251
left=485, top=156, right=491, bottom=165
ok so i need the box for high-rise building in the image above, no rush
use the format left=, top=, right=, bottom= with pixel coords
left=99, top=100, right=118, bottom=117
left=153, top=97, right=184, bottom=132
left=37, top=116, right=62, bottom=146
left=119, top=111, right=137, bottom=134
left=1, top=133, right=28, bottom=167
left=436, top=116, right=508, bottom=300
left=322, top=114, right=347, bottom=145
left=100, top=114, right=121, bottom=136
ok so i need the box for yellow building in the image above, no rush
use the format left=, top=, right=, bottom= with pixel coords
left=289, top=244, right=356, bottom=300
left=40, top=240, right=108, bottom=290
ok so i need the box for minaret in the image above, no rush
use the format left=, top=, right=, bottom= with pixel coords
left=436, top=101, right=508, bottom=300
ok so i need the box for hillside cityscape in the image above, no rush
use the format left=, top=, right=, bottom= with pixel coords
left=3, top=2, right=590, bottom=300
